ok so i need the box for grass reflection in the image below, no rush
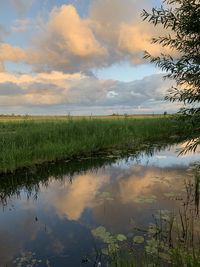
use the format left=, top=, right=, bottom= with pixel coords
left=0, top=143, right=171, bottom=206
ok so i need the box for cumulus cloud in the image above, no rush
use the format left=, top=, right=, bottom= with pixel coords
left=0, top=1, right=176, bottom=73
left=0, top=43, right=29, bottom=72
left=31, top=1, right=175, bottom=72
left=0, top=0, right=179, bottom=114
left=89, top=0, right=176, bottom=65
left=28, top=5, right=106, bottom=72
left=31, top=1, right=144, bottom=71
left=48, top=5, right=104, bottom=58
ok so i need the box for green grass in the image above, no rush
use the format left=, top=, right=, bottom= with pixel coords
left=0, top=116, right=183, bottom=173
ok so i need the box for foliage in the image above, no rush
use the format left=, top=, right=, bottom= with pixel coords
left=142, top=0, right=200, bottom=153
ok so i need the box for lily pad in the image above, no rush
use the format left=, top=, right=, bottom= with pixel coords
left=92, top=226, right=113, bottom=244
left=164, top=192, right=179, bottom=198
left=97, top=192, right=114, bottom=201
left=134, top=195, right=157, bottom=204
left=133, top=235, right=145, bottom=244
left=92, top=226, right=106, bottom=237
left=116, top=234, right=127, bottom=242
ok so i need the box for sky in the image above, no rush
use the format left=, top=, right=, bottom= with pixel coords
left=0, top=0, right=180, bottom=115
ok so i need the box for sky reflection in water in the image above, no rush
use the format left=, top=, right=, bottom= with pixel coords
left=0, top=144, right=200, bottom=266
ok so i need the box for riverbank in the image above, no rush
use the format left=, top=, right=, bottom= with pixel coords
left=0, top=116, right=184, bottom=173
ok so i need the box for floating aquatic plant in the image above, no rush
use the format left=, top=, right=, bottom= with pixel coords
left=133, top=235, right=145, bottom=244
left=134, top=194, right=157, bottom=204
left=13, top=252, right=42, bottom=267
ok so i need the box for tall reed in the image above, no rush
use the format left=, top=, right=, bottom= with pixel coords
left=0, top=117, right=184, bottom=173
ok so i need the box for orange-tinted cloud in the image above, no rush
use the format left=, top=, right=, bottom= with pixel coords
left=0, top=71, right=85, bottom=85
left=1, top=1, right=178, bottom=72
left=48, top=5, right=105, bottom=58
left=48, top=173, right=108, bottom=220
left=0, top=43, right=27, bottom=62
left=0, top=62, right=4, bottom=72
left=118, top=166, right=183, bottom=204
left=0, top=71, right=174, bottom=108
left=27, top=5, right=106, bottom=72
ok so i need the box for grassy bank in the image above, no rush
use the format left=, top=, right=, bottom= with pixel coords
left=0, top=116, right=183, bottom=173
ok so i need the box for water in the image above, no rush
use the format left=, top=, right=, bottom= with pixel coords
left=0, top=144, right=200, bottom=266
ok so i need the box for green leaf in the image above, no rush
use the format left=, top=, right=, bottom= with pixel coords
left=116, top=234, right=127, bottom=242
left=133, top=235, right=145, bottom=244
left=92, top=226, right=114, bottom=244
left=134, top=195, right=157, bottom=204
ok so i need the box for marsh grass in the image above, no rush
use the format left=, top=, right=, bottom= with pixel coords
left=0, top=117, right=183, bottom=173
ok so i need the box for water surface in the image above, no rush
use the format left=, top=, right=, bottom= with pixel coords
left=0, top=144, right=200, bottom=266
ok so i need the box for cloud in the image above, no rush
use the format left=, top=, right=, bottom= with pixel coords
left=9, top=0, right=34, bottom=15
left=47, top=173, right=108, bottom=221
left=11, top=19, right=31, bottom=33
left=118, top=23, right=159, bottom=62
left=0, top=1, right=176, bottom=73
left=0, top=71, right=178, bottom=114
left=118, top=166, right=175, bottom=204
left=48, top=5, right=104, bottom=58
left=0, top=0, right=180, bottom=114
left=28, top=5, right=106, bottom=72
left=0, top=62, right=5, bottom=72
left=0, top=43, right=28, bottom=72
left=0, top=43, right=27, bottom=62
left=89, top=0, right=176, bottom=65
left=0, top=71, right=85, bottom=106
left=91, top=164, right=187, bottom=230
left=31, top=1, right=175, bottom=72
left=0, top=24, right=7, bottom=41
left=0, top=71, right=85, bottom=85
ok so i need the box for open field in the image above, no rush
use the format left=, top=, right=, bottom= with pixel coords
left=0, top=116, right=183, bottom=173
left=0, top=114, right=169, bottom=121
